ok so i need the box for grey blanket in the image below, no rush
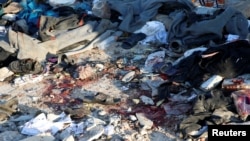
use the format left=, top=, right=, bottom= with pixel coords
left=107, top=0, right=248, bottom=50
left=168, top=7, right=248, bottom=48
left=107, top=0, right=195, bottom=33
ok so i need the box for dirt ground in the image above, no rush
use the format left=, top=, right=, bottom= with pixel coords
left=0, top=42, right=187, bottom=141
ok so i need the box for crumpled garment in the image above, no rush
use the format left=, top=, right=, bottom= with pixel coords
left=107, top=0, right=195, bottom=33
left=179, top=89, right=233, bottom=138
left=199, top=40, right=250, bottom=78
left=17, top=0, right=58, bottom=34
left=38, top=14, right=84, bottom=41
left=167, top=7, right=248, bottom=49
left=134, top=21, right=168, bottom=45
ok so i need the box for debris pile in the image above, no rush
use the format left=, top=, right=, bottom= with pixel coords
left=0, top=0, right=250, bottom=140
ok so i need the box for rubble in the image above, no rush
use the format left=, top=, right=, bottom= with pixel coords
left=0, top=0, right=250, bottom=141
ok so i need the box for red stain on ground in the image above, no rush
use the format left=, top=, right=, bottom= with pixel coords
left=40, top=67, right=185, bottom=130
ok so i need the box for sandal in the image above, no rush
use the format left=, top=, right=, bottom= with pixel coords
left=82, top=92, right=121, bottom=105
left=8, top=59, right=43, bottom=74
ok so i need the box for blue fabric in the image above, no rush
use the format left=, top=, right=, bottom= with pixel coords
left=16, top=0, right=90, bottom=34
left=17, top=0, right=57, bottom=33
left=45, top=10, right=58, bottom=17
left=73, top=1, right=91, bottom=12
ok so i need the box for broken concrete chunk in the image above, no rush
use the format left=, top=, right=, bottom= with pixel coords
left=19, top=133, right=55, bottom=141
left=104, top=124, right=115, bottom=136
left=200, top=75, right=224, bottom=92
left=122, top=71, right=136, bottom=83
left=77, top=64, right=97, bottom=80
left=149, top=131, right=176, bottom=141
left=140, top=95, right=154, bottom=105
left=132, top=99, right=140, bottom=104
left=79, top=125, right=104, bottom=141
left=0, top=131, right=25, bottom=141
left=129, top=115, right=137, bottom=121
left=0, top=67, right=14, bottom=81
left=136, top=113, right=153, bottom=129
left=62, top=135, right=75, bottom=141
left=144, top=75, right=164, bottom=97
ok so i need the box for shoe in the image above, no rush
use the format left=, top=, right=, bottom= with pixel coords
left=8, top=59, right=43, bottom=74
left=121, top=33, right=147, bottom=49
